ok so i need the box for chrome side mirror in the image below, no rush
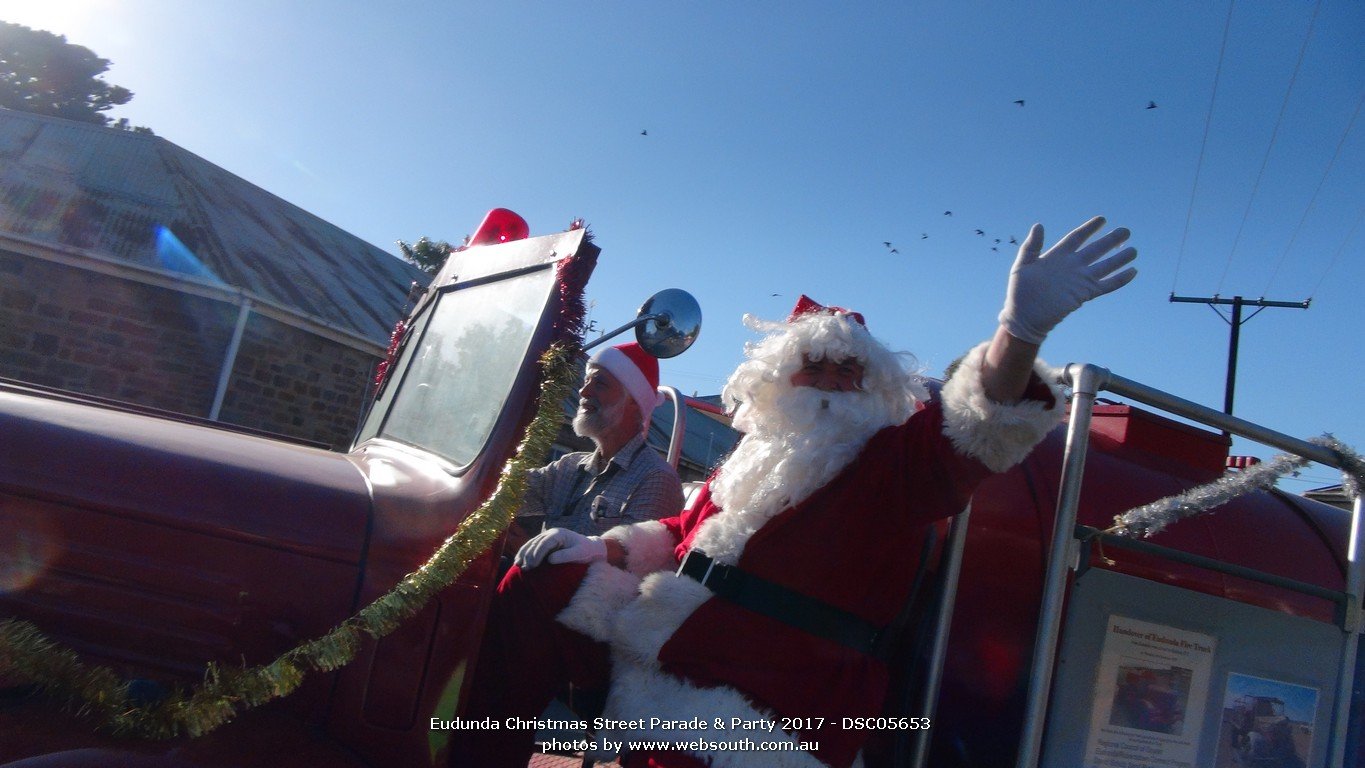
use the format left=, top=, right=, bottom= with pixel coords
left=584, top=288, right=701, bottom=359
left=634, top=289, right=701, bottom=358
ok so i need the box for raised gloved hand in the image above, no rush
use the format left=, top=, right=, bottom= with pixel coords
left=998, top=216, right=1138, bottom=345
left=514, top=527, right=608, bottom=570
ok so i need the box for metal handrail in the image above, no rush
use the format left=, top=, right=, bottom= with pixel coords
left=659, top=386, right=686, bottom=469
left=1015, top=363, right=1364, bottom=768
left=1015, top=363, right=1105, bottom=768
left=1074, top=525, right=1348, bottom=608
left=909, top=505, right=972, bottom=768
left=1102, top=369, right=1345, bottom=467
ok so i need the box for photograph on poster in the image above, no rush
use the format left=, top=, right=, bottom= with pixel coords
left=1082, top=616, right=1216, bottom=768
left=1109, top=664, right=1193, bottom=735
left=1214, top=672, right=1316, bottom=768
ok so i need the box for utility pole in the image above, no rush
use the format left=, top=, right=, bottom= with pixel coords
left=1169, top=294, right=1310, bottom=416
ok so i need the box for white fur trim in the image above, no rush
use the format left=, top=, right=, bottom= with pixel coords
left=601, top=661, right=827, bottom=768
left=608, top=572, right=712, bottom=665
left=602, top=520, right=678, bottom=576
left=591, top=571, right=835, bottom=766
left=939, top=341, right=1064, bottom=473
left=555, top=562, right=641, bottom=642
left=593, top=573, right=839, bottom=767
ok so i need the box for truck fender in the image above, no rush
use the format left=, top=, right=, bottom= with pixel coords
left=2, top=749, right=192, bottom=768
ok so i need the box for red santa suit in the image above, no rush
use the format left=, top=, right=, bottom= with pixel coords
left=554, top=322, right=1064, bottom=768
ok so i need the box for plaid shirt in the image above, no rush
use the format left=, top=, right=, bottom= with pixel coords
left=518, top=434, right=683, bottom=536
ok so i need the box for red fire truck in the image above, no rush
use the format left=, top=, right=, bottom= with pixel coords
left=0, top=212, right=1359, bottom=767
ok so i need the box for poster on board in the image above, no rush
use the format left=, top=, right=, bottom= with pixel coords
left=1082, top=615, right=1217, bottom=768
left=1214, top=672, right=1316, bottom=768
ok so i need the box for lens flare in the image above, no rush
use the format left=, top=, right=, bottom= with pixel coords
left=0, top=509, right=58, bottom=594
left=155, top=224, right=223, bottom=283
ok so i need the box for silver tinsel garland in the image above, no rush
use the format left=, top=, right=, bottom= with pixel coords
left=1109, top=435, right=1365, bottom=539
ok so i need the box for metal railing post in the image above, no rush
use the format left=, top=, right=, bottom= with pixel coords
left=209, top=296, right=252, bottom=421
left=910, top=504, right=972, bottom=768
left=659, top=386, right=686, bottom=469
left=1330, top=494, right=1365, bottom=766
left=1015, top=363, right=1107, bottom=768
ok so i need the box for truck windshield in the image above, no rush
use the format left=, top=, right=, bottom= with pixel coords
left=359, top=264, right=557, bottom=467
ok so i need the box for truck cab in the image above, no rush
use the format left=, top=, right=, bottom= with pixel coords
left=0, top=215, right=603, bottom=766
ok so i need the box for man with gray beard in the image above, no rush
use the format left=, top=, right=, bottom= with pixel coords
left=451, top=216, right=1137, bottom=768
left=511, top=340, right=682, bottom=555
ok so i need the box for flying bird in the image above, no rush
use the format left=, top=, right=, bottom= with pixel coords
left=1013, top=99, right=1025, bottom=107
left=991, top=246, right=999, bottom=252
left=943, top=211, right=952, bottom=216
left=1146, top=101, right=1157, bottom=110
left=974, top=229, right=985, bottom=236
left=994, top=238, right=1001, bottom=244
left=1009, top=236, right=1018, bottom=244
left=890, top=248, right=899, bottom=254
left=883, top=241, right=892, bottom=248
left=641, top=129, right=648, bottom=135
left=921, top=233, right=929, bottom=239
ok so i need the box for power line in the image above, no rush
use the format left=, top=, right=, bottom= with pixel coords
left=1172, top=0, right=1237, bottom=295
left=1214, top=0, right=1324, bottom=295
left=1278, top=474, right=1348, bottom=487
left=1261, top=88, right=1365, bottom=297
left=1309, top=206, right=1365, bottom=300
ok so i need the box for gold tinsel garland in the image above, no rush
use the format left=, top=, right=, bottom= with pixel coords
left=0, top=343, right=578, bottom=740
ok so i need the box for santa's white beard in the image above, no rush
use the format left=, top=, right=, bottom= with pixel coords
left=697, top=386, right=891, bottom=564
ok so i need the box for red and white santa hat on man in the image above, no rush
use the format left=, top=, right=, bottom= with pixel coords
left=589, top=341, right=664, bottom=423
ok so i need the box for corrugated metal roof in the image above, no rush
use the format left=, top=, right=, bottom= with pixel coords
left=0, top=108, right=426, bottom=344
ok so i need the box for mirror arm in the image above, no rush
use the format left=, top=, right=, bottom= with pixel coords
left=582, top=313, right=665, bottom=351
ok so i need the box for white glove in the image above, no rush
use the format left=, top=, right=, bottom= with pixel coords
left=998, top=216, right=1138, bottom=345
left=514, top=528, right=608, bottom=570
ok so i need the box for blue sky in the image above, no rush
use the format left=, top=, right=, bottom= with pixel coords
left=6, top=1, right=1362, bottom=491
left=1223, top=671, right=1320, bottom=725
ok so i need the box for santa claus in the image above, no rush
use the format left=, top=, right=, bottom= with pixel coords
left=449, top=216, right=1138, bottom=768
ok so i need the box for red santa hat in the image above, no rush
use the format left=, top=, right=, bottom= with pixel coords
left=589, top=342, right=664, bottom=423
left=782, top=295, right=879, bottom=366
left=787, top=294, right=865, bottom=326
left=778, top=294, right=881, bottom=368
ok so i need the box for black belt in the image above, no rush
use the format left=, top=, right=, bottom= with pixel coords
left=676, top=550, right=884, bottom=655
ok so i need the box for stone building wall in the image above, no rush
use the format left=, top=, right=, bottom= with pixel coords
left=0, top=246, right=381, bottom=449
left=217, top=313, right=376, bottom=448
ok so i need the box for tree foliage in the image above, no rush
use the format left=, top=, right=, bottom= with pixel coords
left=397, top=236, right=456, bottom=275
left=0, top=21, right=137, bottom=126
left=112, top=117, right=154, bottom=135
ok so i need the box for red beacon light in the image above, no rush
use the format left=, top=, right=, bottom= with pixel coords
left=467, top=208, right=530, bottom=246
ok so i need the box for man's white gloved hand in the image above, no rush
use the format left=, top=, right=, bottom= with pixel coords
left=514, top=528, right=608, bottom=570
left=998, top=216, right=1138, bottom=345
